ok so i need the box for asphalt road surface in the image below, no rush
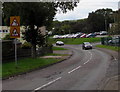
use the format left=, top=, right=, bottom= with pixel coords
left=2, top=44, right=115, bottom=91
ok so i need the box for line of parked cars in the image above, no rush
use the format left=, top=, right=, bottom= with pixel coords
left=53, top=32, right=97, bottom=39
left=108, top=36, right=120, bottom=45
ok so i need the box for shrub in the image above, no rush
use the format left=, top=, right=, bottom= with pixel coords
left=21, top=42, right=32, bottom=49
left=2, top=34, right=15, bottom=40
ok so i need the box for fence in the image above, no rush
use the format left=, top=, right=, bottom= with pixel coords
left=101, top=36, right=120, bottom=46
left=2, top=40, right=53, bottom=63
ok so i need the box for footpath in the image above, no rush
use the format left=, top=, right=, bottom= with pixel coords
left=41, top=50, right=73, bottom=60
left=96, top=47, right=119, bottom=90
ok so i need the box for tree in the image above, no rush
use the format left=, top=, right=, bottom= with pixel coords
left=87, top=8, right=114, bottom=33
left=71, top=19, right=88, bottom=33
left=109, top=10, right=120, bottom=35
left=2, top=34, right=15, bottom=40
left=3, top=2, right=78, bottom=58
left=87, top=12, right=105, bottom=32
left=60, top=24, right=71, bottom=34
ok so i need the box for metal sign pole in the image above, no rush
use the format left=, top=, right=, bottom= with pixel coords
left=15, top=38, right=17, bottom=67
left=10, top=16, right=20, bottom=67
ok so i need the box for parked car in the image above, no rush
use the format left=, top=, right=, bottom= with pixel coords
left=100, top=31, right=107, bottom=35
left=94, top=32, right=100, bottom=35
left=80, top=34, right=86, bottom=38
left=108, top=37, right=119, bottom=45
left=82, top=42, right=92, bottom=50
left=86, top=33, right=96, bottom=38
left=53, top=35, right=59, bottom=39
left=56, top=41, right=64, bottom=46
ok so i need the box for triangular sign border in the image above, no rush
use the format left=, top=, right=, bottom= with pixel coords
left=11, top=18, right=20, bottom=26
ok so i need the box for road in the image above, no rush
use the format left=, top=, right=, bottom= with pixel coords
left=2, top=44, right=115, bottom=91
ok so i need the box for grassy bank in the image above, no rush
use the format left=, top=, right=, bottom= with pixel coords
left=96, top=45, right=120, bottom=51
left=2, top=58, right=62, bottom=79
left=49, top=37, right=101, bottom=45
left=52, top=46, right=68, bottom=50
left=45, top=53, right=68, bottom=56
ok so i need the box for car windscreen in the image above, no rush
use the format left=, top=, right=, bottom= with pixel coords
left=84, top=42, right=91, bottom=45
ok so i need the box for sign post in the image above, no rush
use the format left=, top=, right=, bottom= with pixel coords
left=15, top=39, right=17, bottom=66
left=10, top=16, right=20, bottom=67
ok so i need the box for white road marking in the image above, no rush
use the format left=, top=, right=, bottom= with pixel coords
left=34, top=77, right=62, bottom=91
left=84, top=51, right=92, bottom=65
left=84, top=60, right=90, bottom=64
left=33, top=50, right=93, bottom=91
left=114, top=58, right=117, bottom=61
left=68, top=51, right=93, bottom=74
left=68, top=66, right=81, bottom=74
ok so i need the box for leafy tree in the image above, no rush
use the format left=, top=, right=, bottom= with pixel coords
left=60, top=24, right=71, bottom=34
left=109, top=10, right=120, bottom=35
left=87, top=12, right=105, bottom=32
left=2, top=34, right=15, bottom=40
left=3, top=2, right=78, bottom=58
left=87, top=8, right=115, bottom=33
left=71, top=19, right=88, bottom=33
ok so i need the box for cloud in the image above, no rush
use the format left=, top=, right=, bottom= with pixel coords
left=54, top=0, right=119, bottom=21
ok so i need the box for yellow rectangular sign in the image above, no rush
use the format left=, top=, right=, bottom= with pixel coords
left=10, top=27, right=20, bottom=38
left=10, top=16, right=20, bottom=26
left=10, top=16, right=20, bottom=38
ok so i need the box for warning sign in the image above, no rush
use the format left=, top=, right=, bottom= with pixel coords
left=10, top=16, right=20, bottom=26
left=10, top=16, right=20, bottom=38
left=10, top=27, right=20, bottom=38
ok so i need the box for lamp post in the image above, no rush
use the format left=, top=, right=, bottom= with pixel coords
left=104, top=11, right=107, bottom=32
left=104, top=11, right=109, bottom=36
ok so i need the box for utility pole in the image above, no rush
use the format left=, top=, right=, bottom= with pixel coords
left=104, top=11, right=108, bottom=35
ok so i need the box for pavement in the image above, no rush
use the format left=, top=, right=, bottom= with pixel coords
left=41, top=50, right=73, bottom=59
left=95, top=47, right=119, bottom=90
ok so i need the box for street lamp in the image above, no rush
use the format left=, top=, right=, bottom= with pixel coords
left=104, top=11, right=110, bottom=36
left=104, top=11, right=107, bottom=32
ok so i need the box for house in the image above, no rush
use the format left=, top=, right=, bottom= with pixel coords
left=0, top=26, right=10, bottom=39
left=38, top=26, right=46, bottom=36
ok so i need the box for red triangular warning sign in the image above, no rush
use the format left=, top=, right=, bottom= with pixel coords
left=12, top=28, right=19, bottom=36
left=11, top=18, right=19, bottom=26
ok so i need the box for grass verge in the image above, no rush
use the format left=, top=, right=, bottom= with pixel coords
left=2, top=58, right=62, bottom=79
left=96, top=45, right=120, bottom=51
left=45, top=53, right=69, bottom=56
left=49, top=37, right=101, bottom=45
left=52, top=46, right=68, bottom=50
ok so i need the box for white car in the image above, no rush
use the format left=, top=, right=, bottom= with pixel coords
left=100, top=31, right=107, bottom=35
left=53, top=35, right=59, bottom=39
left=56, top=41, right=64, bottom=46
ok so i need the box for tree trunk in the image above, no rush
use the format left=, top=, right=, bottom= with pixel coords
left=31, top=43, right=36, bottom=58
left=30, top=24, right=37, bottom=58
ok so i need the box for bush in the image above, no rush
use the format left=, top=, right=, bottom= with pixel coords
left=2, top=34, right=15, bottom=40
left=44, top=42, right=53, bottom=47
left=21, top=42, right=32, bottom=49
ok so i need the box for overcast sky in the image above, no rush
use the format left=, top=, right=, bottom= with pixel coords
left=54, top=0, right=120, bottom=21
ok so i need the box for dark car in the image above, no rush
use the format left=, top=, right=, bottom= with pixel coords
left=82, top=42, right=92, bottom=50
